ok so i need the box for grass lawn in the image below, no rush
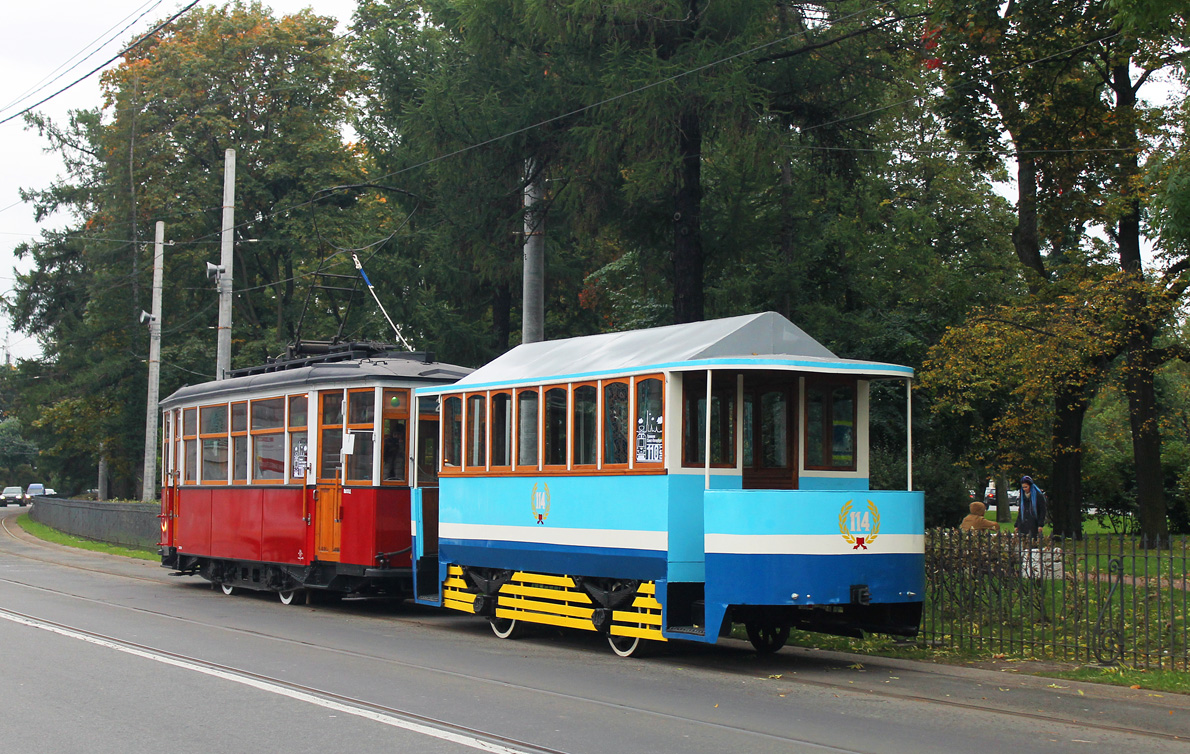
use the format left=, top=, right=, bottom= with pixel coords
left=17, top=514, right=158, bottom=561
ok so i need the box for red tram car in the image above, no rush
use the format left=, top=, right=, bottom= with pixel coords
left=157, top=343, right=469, bottom=602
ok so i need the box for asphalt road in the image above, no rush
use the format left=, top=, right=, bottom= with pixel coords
left=0, top=507, right=1186, bottom=754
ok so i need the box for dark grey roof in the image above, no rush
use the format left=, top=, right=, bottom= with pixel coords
left=160, top=357, right=472, bottom=408
left=452, top=312, right=910, bottom=388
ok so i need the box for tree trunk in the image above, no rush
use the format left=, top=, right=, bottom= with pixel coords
left=1010, top=153, right=1045, bottom=281
left=994, top=471, right=1011, bottom=524
left=672, top=107, right=704, bottom=324
left=492, top=280, right=511, bottom=352
left=778, top=159, right=794, bottom=320
left=1050, top=383, right=1087, bottom=539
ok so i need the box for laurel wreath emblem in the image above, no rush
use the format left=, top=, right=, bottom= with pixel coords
left=838, top=500, right=881, bottom=545
left=531, top=482, right=551, bottom=523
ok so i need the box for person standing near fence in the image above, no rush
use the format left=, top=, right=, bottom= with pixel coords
left=1015, top=475, right=1048, bottom=537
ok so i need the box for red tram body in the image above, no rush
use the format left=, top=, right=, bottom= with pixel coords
left=158, top=344, right=469, bottom=599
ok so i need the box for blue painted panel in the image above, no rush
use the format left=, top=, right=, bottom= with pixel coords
left=411, top=487, right=424, bottom=559
left=439, top=474, right=670, bottom=532
left=705, top=489, right=924, bottom=537
left=439, top=539, right=667, bottom=581
left=799, top=476, right=869, bottom=491
left=706, top=552, right=925, bottom=606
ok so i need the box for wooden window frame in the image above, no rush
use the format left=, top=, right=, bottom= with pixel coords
left=379, top=388, right=410, bottom=486
left=489, top=390, right=514, bottom=472
left=440, top=394, right=463, bottom=475
left=570, top=382, right=598, bottom=470
left=230, top=401, right=248, bottom=484
left=287, top=394, right=308, bottom=483
left=182, top=407, right=198, bottom=484
left=600, top=378, right=631, bottom=471
left=344, top=388, right=377, bottom=485
left=250, top=396, right=287, bottom=484
left=198, top=403, right=230, bottom=485
left=542, top=384, right=569, bottom=471
left=514, top=387, right=541, bottom=473
left=633, top=374, right=665, bottom=469
left=680, top=372, right=737, bottom=469
left=464, top=392, right=488, bottom=472
left=317, top=390, right=346, bottom=483
left=803, top=377, right=858, bottom=472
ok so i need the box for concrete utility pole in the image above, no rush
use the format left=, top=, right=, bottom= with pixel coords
left=522, top=159, right=545, bottom=345
left=215, top=148, right=235, bottom=380
left=141, top=221, right=164, bottom=502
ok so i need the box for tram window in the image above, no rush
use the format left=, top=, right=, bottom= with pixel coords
left=603, top=381, right=630, bottom=467
left=253, top=433, right=285, bottom=481
left=543, top=387, right=568, bottom=467
left=185, top=437, right=197, bottom=483
left=682, top=373, right=736, bottom=467
left=516, top=389, right=539, bottom=469
left=490, top=392, right=512, bottom=468
left=183, top=407, right=196, bottom=437
left=288, top=395, right=308, bottom=481
left=322, top=392, right=343, bottom=425
left=348, top=389, right=374, bottom=425
left=252, top=398, right=284, bottom=431
left=201, top=405, right=227, bottom=435
left=382, top=418, right=407, bottom=482
left=572, top=384, right=597, bottom=467
left=288, top=395, right=307, bottom=429
left=320, top=427, right=342, bottom=480
left=230, top=401, right=248, bottom=482
left=346, top=431, right=374, bottom=482
left=804, top=380, right=856, bottom=471
left=635, top=377, right=664, bottom=466
left=198, top=404, right=229, bottom=483
left=417, top=398, right=439, bottom=483
left=466, top=394, right=487, bottom=468
left=442, top=396, right=462, bottom=468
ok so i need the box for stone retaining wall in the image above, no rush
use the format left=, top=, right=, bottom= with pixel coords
left=28, top=497, right=160, bottom=550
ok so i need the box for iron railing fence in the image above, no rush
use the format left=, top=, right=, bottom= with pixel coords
left=919, top=530, right=1189, bottom=670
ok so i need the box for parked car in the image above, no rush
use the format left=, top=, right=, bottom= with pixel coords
left=44, top=488, right=56, bottom=497
left=1, top=486, right=25, bottom=506
left=25, top=483, right=45, bottom=499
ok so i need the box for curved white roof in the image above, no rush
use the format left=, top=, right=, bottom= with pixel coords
left=449, top=312, right=912, bottom=390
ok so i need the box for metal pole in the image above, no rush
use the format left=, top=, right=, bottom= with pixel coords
left=522, top=159, right=545, bottom=344
left=704, top=370, right=713, bottom=490
left=216, top=148, right=235, bottom=380
left=141, top=222, right=165, bottom=501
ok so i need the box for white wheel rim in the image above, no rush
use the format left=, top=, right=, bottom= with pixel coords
left=220, top=583, right=234, bottom=595
left=490, top=617, right=518, bottom=639
left=608, top=634, right=640, bottom=658
left=279, top=590, right=298, bottom=605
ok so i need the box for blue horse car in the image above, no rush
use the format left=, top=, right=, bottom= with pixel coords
left=410, top=312, right=924, bottom=656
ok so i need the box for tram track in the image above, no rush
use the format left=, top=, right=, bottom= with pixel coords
left=0, top=509, right=1184, bottom=748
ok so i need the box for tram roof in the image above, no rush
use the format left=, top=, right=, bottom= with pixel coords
left=444, top=312, right=912, bottom=390
left=160, top=356, right=472, bottom=408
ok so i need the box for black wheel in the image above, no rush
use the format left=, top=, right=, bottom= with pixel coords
left=745, top=623, right=789, bottom=654
left=278, top=589, right=303, bottom=605
left=489, top=616, right=523, bottom=639
left=608, top=633, right=649, bottom=658
left=220, top=583, right=235, bottom=596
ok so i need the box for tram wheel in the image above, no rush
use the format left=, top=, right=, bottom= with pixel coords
left=278, top=589, right=302, bottom=605
left=220, top=583, right=235, bottom=596
left=608, top=633, right=650, bottom=658
left=745, top=623, right=789, bottom=654
left=489, top=616, right=523, bottom=639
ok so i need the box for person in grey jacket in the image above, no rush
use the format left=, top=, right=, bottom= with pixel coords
left=1015, top=475, right=1048, bottom=537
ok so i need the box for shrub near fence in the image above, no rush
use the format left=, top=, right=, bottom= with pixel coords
left=920, top=530, right=1189, bottom=670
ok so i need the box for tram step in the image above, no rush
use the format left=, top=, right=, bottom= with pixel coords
left=666, top=625, right=706, bottom=636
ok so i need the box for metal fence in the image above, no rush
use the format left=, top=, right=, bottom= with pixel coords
left=919, top=530, right=1189, bottom=670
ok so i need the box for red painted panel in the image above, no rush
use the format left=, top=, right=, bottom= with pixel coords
left=261, top=487, right=309, bottom=565
left=374, top=488, right=413, bottom=568
left=176, top=488, right=212, bottom=557
left=339, top=486, right=377, bottom=566
left=158, top=488, right=172, bottom=547
left=210, top=487, right=263, bottom=562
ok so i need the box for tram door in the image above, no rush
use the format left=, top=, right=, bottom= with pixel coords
left=741, top=375, right=798, bottom=490
left=160, top=409, right=179, bottom=547
left=315, top=391, right=344, bottom=562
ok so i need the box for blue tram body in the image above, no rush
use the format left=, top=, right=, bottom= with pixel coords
left=410, top=313, right=924, bottom=654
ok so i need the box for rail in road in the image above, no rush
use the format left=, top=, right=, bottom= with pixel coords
left=0, top=507, right=1186, bottom=754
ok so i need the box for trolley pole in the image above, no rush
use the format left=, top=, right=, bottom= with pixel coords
left=522, top=159, right=545, bottom=345
left=215, top=148, right=235, bottom=379
left=141, top=221, right=165, bottom=502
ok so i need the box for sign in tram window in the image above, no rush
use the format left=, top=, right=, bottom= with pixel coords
left=466, top=394, right=487, bottom=468
left=490, top=392, right=512, bottom=468
left=199, top=405, right=229, bottom=482
left=543, top=387, right=568, bottom=467
left=572, top=384, right=597, bottom=467
left=442, top=396, right=462, bottom=469
left=231, top=402, right=248, bottom=482
left=516, top=389, right=539, bottom=469
left=804, top=380, right=857, bottom=471
left=682, top=373, right=736, bottom=467
left=634, top=377, right=664, bottom=465
left=288, top=395, right=307, bottom=481
left=603, top=381, right=630, bottom=467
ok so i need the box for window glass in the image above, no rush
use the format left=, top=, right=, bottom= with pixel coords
left=383, top=418, right=407, bottom=482
left=443, top=396, right=462, bottom=467
left=603, top=382, right=629, bottom=466
left=183, top=408, right=196, bottom=436
left=231, top=402, right=247, bottom=432
left=635, top=378, right=663, bottom=464
left=202, top=438, right=228, bottom=481
left=184, top=439, right=197, bottom=482
left=572, top=385, right=597, bottom=466
left=806, top=388, right=825, bottom=467
left=287, top=395, right=307, bottom=428
left=386, top=390, right=408, bottom=412
left=234, top=435, right=248, bottom=481
left=201, top=405, right=227, bottom=435
left=320, top=427, right=342, bottom=479
left=761, top=390, right=788, bottom=467
left=466, top=395, right=487, bottom=467
left=804, top=381, right=856, bottom=470
left=743, top=396, right=754, bottom=468
left=254, top=433, right=285, bottom=480
left=289, top=432, right=308, bottom=479
left=516, top=390, right=539, bottom=467
left=418, top=419, right=439, bottom=483
left=544, top=387, right=568, bottom=466
left=831, top=385, right=855, bottom=467
left=346, top=431, right=374, bottom=482
left=491, top=392, right=512, bottom=467
left=252, top=398, right=285, bottom=431
left=321, top=392, right=344, bottom=426
left=683, top=375, right=735, bottom=466
left=349, top=390, right=375, bottom=425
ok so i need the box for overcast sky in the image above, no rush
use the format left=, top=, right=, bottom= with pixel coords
left=0, top=0, right=357, bottom=361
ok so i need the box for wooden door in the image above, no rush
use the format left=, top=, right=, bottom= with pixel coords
left=314, top=481, right=342, bottom=562
left=741, top=376, right=797, bottom=490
